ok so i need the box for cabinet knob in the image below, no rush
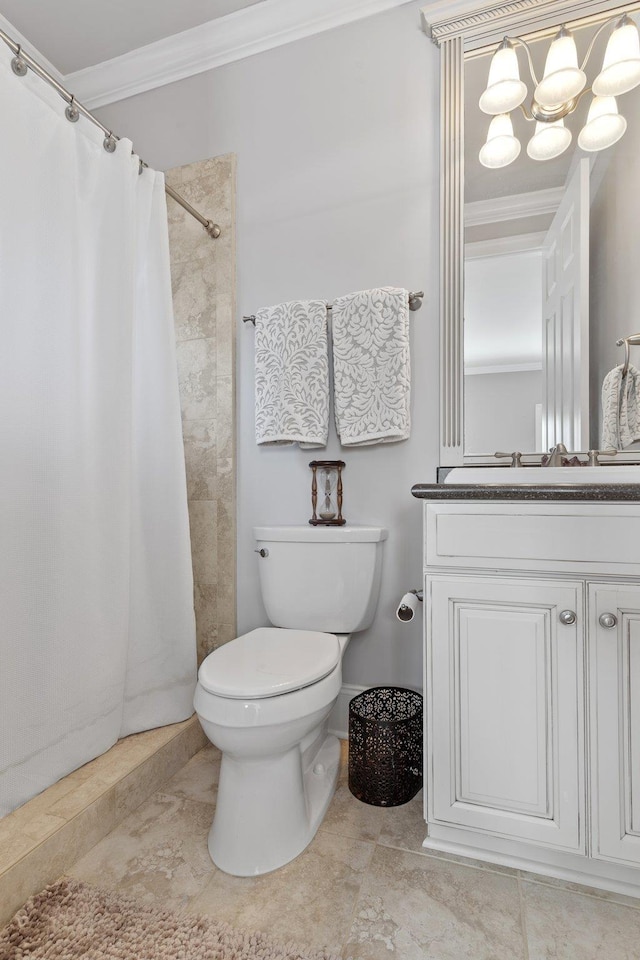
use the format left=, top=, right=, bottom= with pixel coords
left=559, top=610, right=577, bottom=625
left=599, top=612, right=617, bottom=629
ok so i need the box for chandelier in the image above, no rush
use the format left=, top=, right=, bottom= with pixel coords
left=479, top=13, right=640, bottom=167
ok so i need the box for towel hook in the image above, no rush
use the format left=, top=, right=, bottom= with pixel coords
left=616, top=333, right=640, bottom=377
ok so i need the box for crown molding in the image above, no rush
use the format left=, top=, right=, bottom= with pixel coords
left=465, top=361, right=542, bottom=374
left=0, top=12, right=64, bottom=83
left=465, top=231, right=546, bottom=259
left=465, top=186, right=563, bottom=227
left=67, top=0, right=413, bottom=109
left=420, top=0, right=639, bottom=49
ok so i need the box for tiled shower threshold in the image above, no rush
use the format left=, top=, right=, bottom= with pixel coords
left=0, top=715, right=206, bottom=925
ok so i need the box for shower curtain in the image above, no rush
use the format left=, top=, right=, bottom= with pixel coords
left=0, top=50, right=196, bottom=816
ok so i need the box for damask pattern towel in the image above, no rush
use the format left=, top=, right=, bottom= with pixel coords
left=601, top=363, right=640, bottom=449
left=255, top=299, right=329, bottom=447
left=331, top=287, right=411, bottom=446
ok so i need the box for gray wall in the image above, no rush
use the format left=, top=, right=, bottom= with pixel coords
left=465, top=370, right=542, bottom=456
left=97, top=2, right=440, bottom=688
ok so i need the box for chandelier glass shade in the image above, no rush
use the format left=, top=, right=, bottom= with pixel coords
left=534, top=28, right=586, bottom=108
left=593, top=17, right=640, bottom=95
left=479, top=13, right=640, bottom=168
left=527, top=118, right=572, bottom=161
left=479, top=40, right=528, bottom=114
left=478, top=113, right=522, bottom=167
left=577, top=94, right=627, bottom=150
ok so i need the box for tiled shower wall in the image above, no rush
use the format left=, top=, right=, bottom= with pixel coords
left=166, top=155, right=236, bottom=664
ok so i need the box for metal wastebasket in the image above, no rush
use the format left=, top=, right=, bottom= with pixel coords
left=348, top=686, right=423, bottom=807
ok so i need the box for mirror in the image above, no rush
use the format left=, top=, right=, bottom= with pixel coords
left=422, top=0, right=640, bottom=464
left=464, top=14, right=640, bottom=458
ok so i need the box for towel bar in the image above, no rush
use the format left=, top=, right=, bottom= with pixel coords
left=243, top=291, right=424, bottom=324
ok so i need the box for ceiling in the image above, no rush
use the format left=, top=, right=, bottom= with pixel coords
left=0, top=0, right=266, bottom=73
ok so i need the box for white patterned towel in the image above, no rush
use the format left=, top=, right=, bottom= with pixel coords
left=255, top=299, right=329, bottom=447
left=331, top=287, right=411, bottom=446
left=601, top=363, right=640, bottom=450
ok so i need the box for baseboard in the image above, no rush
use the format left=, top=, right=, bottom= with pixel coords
left=327, top=683, right=367, bottom=739
left=424, top=822, right=640, bottom=901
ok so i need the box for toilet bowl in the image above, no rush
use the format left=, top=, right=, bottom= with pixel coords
left=194, top=525, right=387, bottom=877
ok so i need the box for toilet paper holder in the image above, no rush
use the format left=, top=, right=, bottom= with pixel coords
left=396, top=589, right=423, bottom=623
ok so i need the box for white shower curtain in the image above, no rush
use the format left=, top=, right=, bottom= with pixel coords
left=0, top=49, right=196, bottom=816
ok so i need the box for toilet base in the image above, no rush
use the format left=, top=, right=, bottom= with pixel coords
left=208, top=733, right=340, bottom=877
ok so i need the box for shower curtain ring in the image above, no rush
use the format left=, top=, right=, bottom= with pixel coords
left=103, top=132, right=117, bottom=154
left=65, top=96, right=80, bottom=123
left=11, top=45, right=28, bottom=77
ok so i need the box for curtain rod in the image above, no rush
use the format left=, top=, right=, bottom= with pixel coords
left=243, top=291, right=425, bottom=324
left=0, top=29, right=221, bottom=240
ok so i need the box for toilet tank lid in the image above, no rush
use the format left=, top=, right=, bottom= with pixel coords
left=254, top=525, right=388, bottom=543
left=198, top=628, right=341, bottom=699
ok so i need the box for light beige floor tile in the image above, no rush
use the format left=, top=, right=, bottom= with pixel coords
left=47, top=776, right=113, bottom=820
left=69, top=793, right=216, bottom=910
left=0, top=812, right=67, bottom=866
left=159, top=745, right=220, bottom=805
left=113, top=731, right=200, bottom=820
left=188, top=831, right=375, bottom=955
left=319, top=779, right=385, bottom=843
left=0, top=830, right=40, bottom=872
left=0, top=792, right=115, bottom=926
left=2, top=767, right=93, bottom=831
left=376, top=795, right=515, bottom=880
left=374, top=792, right=518, bottom=879
left=377, top=790, right=427, bottom=854
left=522, top=879, right=640, bottom=959
left=339, top=738, right=349, bottom=775
left=519, top=871, right=640, bottom=911
left=345, top=844, right=526, bottom=960
left=61, top=720, right=195, bottom=790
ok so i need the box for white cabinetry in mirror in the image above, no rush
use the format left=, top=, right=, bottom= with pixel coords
left=422, top=498, right=640, bottom=896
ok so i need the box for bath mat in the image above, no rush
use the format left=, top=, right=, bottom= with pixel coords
left=0, top=876, right=341, bottom=960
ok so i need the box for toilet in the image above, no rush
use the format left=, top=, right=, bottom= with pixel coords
left=194, top=524, right=387, bottom=877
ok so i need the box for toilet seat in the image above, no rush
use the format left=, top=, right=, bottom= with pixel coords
left=198, top=627, right=340, bottom=699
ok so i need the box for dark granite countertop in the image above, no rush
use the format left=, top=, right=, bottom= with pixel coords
left=411, top=483, right=640, bottom=502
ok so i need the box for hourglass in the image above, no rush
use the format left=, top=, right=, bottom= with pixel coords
left=309, top=461, right=345, bottom=526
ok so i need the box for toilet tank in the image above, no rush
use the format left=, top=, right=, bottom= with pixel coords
left=254, top=525, right=387, bottom=633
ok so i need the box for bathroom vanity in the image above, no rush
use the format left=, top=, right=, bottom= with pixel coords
left=417, top=0, right=640, bottom=897
left=412, top=475, right=640, bottom=897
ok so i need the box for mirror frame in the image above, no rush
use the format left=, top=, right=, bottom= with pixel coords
left=420, top=0, right=639, bottom=465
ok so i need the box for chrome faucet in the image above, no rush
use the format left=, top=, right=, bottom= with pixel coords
left=546, top=442, right=568, bottom=466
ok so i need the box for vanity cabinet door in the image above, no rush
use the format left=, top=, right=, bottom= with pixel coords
left=590, top=584, right=640, bottom=866
left=427, top=576, right=584, bottom=852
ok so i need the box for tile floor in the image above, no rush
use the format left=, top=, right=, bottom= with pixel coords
left=0, top=717, right=206, bottom=926
left=69, top=743, right=640, bottom=959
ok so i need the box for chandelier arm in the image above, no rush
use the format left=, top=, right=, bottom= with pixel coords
left=579, top=15, right=619, bottom=72
left=504, top=34, right=539, bottom=87
left=518, top=102, right=536, bottom=122
left=573, top=85, right=593, bottom=110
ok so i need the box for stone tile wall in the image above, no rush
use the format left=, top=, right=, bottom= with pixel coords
left=166, top=155, right=236, bottom=664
